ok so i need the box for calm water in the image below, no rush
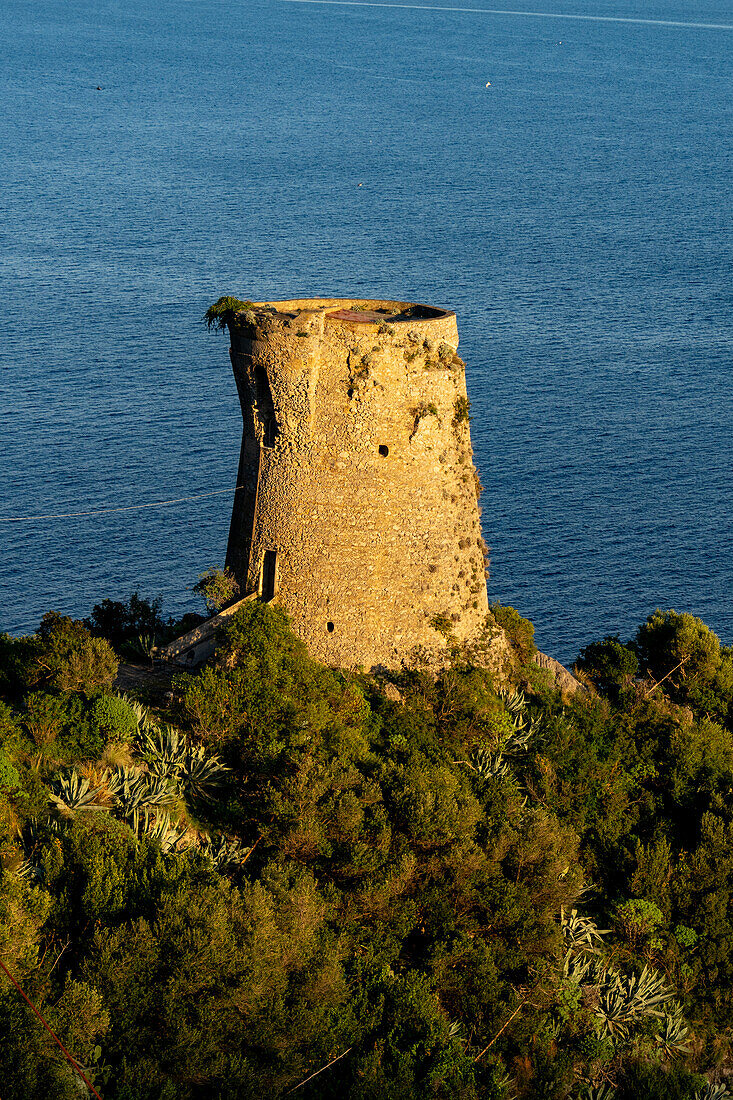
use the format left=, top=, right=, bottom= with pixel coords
left=1, top=0, right=731, bottom=664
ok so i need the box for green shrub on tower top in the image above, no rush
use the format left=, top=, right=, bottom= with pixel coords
left=203, top=296, right=257, bottom=331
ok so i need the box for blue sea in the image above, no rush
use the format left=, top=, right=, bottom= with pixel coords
left=1, top=0, right=731, bottom=665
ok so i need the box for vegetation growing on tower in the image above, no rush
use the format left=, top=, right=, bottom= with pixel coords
left=203, top=296, right=257, bottom=331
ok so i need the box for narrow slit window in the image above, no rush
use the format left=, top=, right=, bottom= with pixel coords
left=261, top=549, right=277, bottom=601
left=254, top=365, right=280, bottom=448
left=379, top=444, right=389, bottom=457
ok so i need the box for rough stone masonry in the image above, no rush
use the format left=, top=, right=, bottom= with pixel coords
left=223, top=297, right=490, bottom=670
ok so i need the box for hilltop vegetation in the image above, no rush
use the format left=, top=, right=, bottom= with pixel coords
left=1, top=599, right=733, bottom=1099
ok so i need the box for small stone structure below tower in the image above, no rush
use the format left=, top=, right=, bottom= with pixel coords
left=223, top=297, right=489, bottom=670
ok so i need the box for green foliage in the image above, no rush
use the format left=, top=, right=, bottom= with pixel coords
left=615, top=898, right=664, bottom=947
left=635, top=609, right=733, bottom=720
left=204, top=295, right=257, bottom=331
left=22, top=691, right=67, bottom=747
left=2, top=596, right=733, bottom=1097
left=674, top=924, right=698, bottom=949
left=193, top=565, right=240, bottom=614
left=36, top=612, right=118, bottom=694
left=490, top=602, right=536, bottom=664
left=89, top=693, right=139, bottom=743
left=453, top=395, right=472, bottom=426
left=19, top=691, right=104, bottom=763
left=0, top=991, right=82, bottom=1100
left=429, top=612, right=454, bottom=638
left=0, top=700, right=25, bottom=752
left=0, top=633, right=43, bottom=697
left=85, top=591, right=168, bottom=650
left=0, top=746, right=19, bottom=792
left=577, top=634, right=638, bottom=697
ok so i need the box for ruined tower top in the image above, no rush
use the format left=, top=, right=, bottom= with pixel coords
left=223, top=297, right=489, bottom=670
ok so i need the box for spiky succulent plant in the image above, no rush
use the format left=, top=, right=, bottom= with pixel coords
left=107, top=766, right=177, bottom=831
left=198, top=832, right=252, bottom=870
left=139, top=723, right=187, bottom=776
left=595, top=965, right=674, bottom=1039
left=655, top=1002, right=690, bottom=1057
left=561, top=907, right=609, bottom=953
left=498, top=688, right=527, bottom=716
left=117, top=693, right=154, bottom=734
left=138, top=725, right=228, bottom=802
left=143, top=812, right=190, bottom=853
left=467, top=746, right=510, bottom=780
left=49, top=770, right=105, bottom=816
left=582, top=1086, right=616, bottom=1100
left=694, top=1084, right=732, bottom=1100
left=179, top=745, right=229, bottom=802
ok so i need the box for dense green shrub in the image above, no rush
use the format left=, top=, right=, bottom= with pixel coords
left=89, top=694, right=139, bottom=743
left=35, top=613, right=118, bottom=694
left=576, top=633, right=638, bottom=696
left=0, top=747, right=19, bottom=793
left=490, top=603, right=536, bottom=664
left=22, top=692, right=67, bottom=748
left=203, top=296, right=256, bottom=331
left=635, top=609, right=733, bottom=721
left=193, top=566, right=240, bottom=614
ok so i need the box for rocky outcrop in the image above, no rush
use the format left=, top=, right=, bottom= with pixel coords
left=532, top=651, right=583, bottom=697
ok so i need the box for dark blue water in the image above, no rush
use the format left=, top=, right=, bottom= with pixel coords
left=2, top=0, right=731, bottom=664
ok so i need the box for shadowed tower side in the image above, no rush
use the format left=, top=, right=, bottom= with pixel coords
left=223, top=297, right=489, bottom=670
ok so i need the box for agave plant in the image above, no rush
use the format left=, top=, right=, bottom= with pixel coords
left=562, top=951, right=599, bottom=985
left=561, top=908, right=609, bottom=953
left=695, top=1085, right=732, bottom=1100
left=178, top=745, right=229, bottom=803
left=500, top=722, right=533, bottom=756
left=655, top=1002, right=690, bottom=1057
left=495, top=687, right=541, bottom=755
left=49, top=770, right=106, bottom=817
left=122, top=633, right=157, bottom=661
left=15, top=859, right=43, bottom=882
left=107, top=766, right=177, bottom=831
left=118, top=693, right=154, bottom=734
left=15, top=817, right=67, bottom=880
left=499, top=688, right=527, bottom=716
left=198, top=832, right=252, bottom=870
left=139, top=725, right=228, bottom=802
left=467, top=746, right=510, bottom=781
left=139, top=723, right=187, bottom=777
left=582, top=1086, right=616, bottom=1100
left=143, top=812, right=191, bottom=853
left=596, top=965, right=674, bottom=1039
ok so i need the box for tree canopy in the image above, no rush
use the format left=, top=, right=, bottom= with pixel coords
left=0, top=599, right=732, bottom=1099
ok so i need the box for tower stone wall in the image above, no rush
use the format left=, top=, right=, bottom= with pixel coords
left=224, top=297, right=489, bottom=670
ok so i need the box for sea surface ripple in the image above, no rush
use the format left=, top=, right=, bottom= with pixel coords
left=1, top=0, right=731, bottom=664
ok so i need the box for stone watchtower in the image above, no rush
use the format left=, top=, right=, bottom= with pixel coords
left=223, top=297, right=489, bottom=670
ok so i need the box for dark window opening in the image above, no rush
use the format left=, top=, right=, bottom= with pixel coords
left=254, top=365, right=280, bottom=449
left=261, top=549, right=277, bottom=601
left=378, top=444, right=389, bottom=457
left=327, top=621, right=335, bottom=632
